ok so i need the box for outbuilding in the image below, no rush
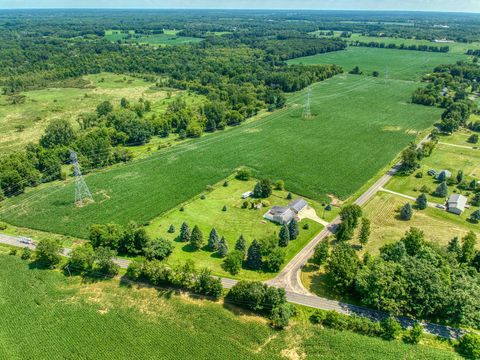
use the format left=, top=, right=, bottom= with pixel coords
left=447, top=194, right=467, bottom=215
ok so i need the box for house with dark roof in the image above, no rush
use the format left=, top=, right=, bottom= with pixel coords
left=447, top=194, right=467, bottom=215
left=263, top=198, right=308, bottom=224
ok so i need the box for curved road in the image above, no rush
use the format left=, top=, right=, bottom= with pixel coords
left=1, top=134, right=466, bottom=339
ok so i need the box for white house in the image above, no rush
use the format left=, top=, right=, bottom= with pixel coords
left=263, top=198, right=308, bottom=224
left=447, top=194, right=467, bottom=215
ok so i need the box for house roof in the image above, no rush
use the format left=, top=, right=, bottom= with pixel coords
left=448, top=194, right=467, bottom=210
left=270, top=206, right=289, bottom=215
left=277, top=209, right=296, bottom=223
left=289, top=198, right=308, bottom=212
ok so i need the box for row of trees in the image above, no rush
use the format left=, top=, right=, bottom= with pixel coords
left=351, top=41, right=450, bottom=53
left=126, top=259, right=223, bottom=300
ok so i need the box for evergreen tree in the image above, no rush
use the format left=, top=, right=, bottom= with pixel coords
left=469, top=179, right=477, bottom=190
left=246, top=239, right=262, bottom=270
left=358, top=218, right=371, bottom=246
left=235, top=234, right=247, bottom=254
left=179, top=222, right=190, bottom=242
left=279, top=224, right=290, bottom=247
left=447, top=236, right=462, bottom=261
left=208, top=228, right=220, bottom=251
left=190, top=225, right=204, bottom=250
left=168, top=224, right=175, bottom=233
left=435, top=182, right=448, bottom=197
left=286, top=192, right=293, bottom=200
left=416, top=193, right=428, bottom=210
left=288, top=219, right=299, bottom=240
left=469, top=210, right=480, bottom=223
left=400, top=203, right=413, bottom=220
left=253, top=179, right=272, bottom=198
left=461, top=231, right=477, bottom=264
left=457, top=170, right=464, bottom=184
left=217, top=236, right=229, bottom=258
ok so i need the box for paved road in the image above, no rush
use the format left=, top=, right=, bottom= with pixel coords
left=3, top=134, right=466, bottom=338
left=379, top=187, right=446, bottom=210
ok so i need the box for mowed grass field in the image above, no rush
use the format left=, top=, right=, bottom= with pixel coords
left=145, top=178, right=323, bottom=280
left=0, top=254, right=460, bottom=360
left=288, top=47, right=466, bottom=81
left=0, top=73, right=202, bottom=153
left=0, top=74, right=443, bottom=237
left=104, top=29, right=203, bottom=45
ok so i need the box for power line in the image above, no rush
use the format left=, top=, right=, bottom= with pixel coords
left=70, top=150, right=94, bottom=207
left=302, top=86, right=313, bottom=119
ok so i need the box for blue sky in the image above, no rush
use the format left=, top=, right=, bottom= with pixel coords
left=2, top=0, right=480, bottom=12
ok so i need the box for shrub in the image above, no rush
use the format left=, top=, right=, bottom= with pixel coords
left=21, top=248, right=32, bottom=260
left=457, top=333, right=480, bottom=360
left=242, top=201, right=249, bottom=209
left=0, top=221, right=7, bottom=230
left=222, top=250, right=244, bottom=275
left=223, top=181, right=229, bottom=187
left=400, top=203, right=413, bottom=220
left=403, top=322, right=423, bottom=344
left=468, top=134, right=479, bottom=144
left=143, top=238, right=173, bottom=260
left=380, top=317, right=402, bottom=340
left=303, top=223, right=310, bottom=230
left=9, top=249, right=17, bottom=256
left=36, top=239, right=62, bottom=269
left=415, top=172, right=423, bottom=178
left=274, top=180, right=284, bottom=190
left=270, top=303, right=295, bottom=329
left=126, top=260, right=144, bottom=280
left=200, top=194, right=206, bottom=200
left=235, top=168, right=251, bottom=181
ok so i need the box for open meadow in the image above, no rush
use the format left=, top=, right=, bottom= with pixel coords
left=145, top=178, right=324, bottom=280
left=0, top=254, right=460, bottom=360
left=104, top=29, right=203, bottom=45
left=0, top=74, right=443, bottom=238
left=0, top=73, right=202, bottom=153
left=288, top=47, right=466, bottom=81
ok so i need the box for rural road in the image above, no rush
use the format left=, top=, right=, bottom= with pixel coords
left=0, top=231, right=465, bottom=339
left=3, top=134, right=464, bottom=338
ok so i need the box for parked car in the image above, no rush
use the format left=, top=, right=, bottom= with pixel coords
left=19, top=237, right=33, bottom=245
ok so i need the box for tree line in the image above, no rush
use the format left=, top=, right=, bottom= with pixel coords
left=351, top=41, right=450, bottom=53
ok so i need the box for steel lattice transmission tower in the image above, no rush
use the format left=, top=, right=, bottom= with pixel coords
left=302, top=86, right=312, bottom=119
left=70, top=150, right=93, bottom=207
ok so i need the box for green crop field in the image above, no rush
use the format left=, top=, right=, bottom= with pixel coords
left=288, top=47, right=466, bottom=81
left=348, top=34, right=480, bottom=55
left=0, top=73, right=202, bottom=154
left=0, top=74, right=443, bottom=238
left=0, top=254, right=459, bottom=359
left=145, top=178, right=324, bottom=280
left=104, top=29, right=203, bottom=45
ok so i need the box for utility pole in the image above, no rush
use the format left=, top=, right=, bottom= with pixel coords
left=302, top=86, right=312, bottom=119
left=70, top=150, right=93, bottom=207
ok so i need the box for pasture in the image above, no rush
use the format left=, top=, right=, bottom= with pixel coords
left=104, top=29, right=203, bottom=45
left=0, top=74, right=443, bottom=238
left=145, top=178, right=323, bottom=280
left=288, top=47, right=466, bottom=81
left=0, top=254, right=459, bottom=359
left=0, top=73, right=202, bottom=153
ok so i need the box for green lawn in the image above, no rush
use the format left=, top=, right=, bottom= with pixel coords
left=437, top=127, right=479, bottom=147
left=356, top=192, right=480, bottom=255
left=385, top=143, right=480, bottom=205
left=145, top=178, right=324, bottom=280
left=0, top=254, right=460, bottom=359
left=0, top=72, right=203, bottom=153
left=288, top=47, right=466, bottom=81
left=0, top=74, right=443, bottom=238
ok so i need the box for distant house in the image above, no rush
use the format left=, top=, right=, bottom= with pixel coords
left=263, top=198, right=308, bottom=224
left=436, top=170, right=452, bottom=180
left=447, top=194, right=467, bottom=215
left=242, top=191, right=253, bottom=199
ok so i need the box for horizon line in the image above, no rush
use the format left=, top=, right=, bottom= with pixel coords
left=0, top=7, right=479, bottom=14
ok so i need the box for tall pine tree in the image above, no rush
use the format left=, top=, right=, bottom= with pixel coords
left=246, top=239, right=262, bottom=270
left=358, top=218, right=370, bottom=246
left=288, top=219, right=299, bottom=240
left=218, top=236, right=229, bottom=258
left=190, top=225, right=204, bottom=250
left=416, top=193, right=428, bottom=210
left=235, top=234, right=247, bottom=254
left=179, top=222, right=190, bottom=242
left=208, top=228, right=220, bottom=251
left=279, top=224, right=290, bottom=247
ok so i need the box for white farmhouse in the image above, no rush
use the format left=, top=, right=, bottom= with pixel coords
left=447, top=194, right=467, bottom=215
